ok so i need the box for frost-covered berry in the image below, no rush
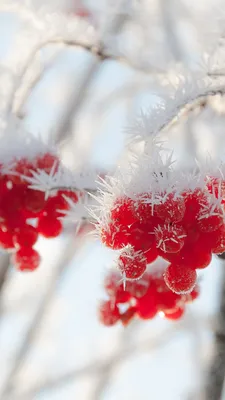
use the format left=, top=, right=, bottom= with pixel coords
left=0, top=227, right=14, bottom=249
left=206, top=177, right=225, bottom=201
left=13, top=247, right=41, bottom=272
left=144, top=245, right=158, bottom=264
left=110, top=196, right=137, bottom=226
left=136, top=288, right=158, bottom=319
left=155, top=192, right=185, bottom=223
left=118, top=247, right=147, bottom=280
left=163, top=307, right=184, bottom=320
left=100, top=223, right=130, bottom=249
left=182, top=189, right=208, bottom=227
left=155, top=224, right=186, bottom=253
left=197, top=204, right=224, bottom=233
left=98, top=300, right=120, bottom=326
left=128, top=221, right=155, bottom=252
left=164, top=264, right=197, bottom=294
left=13, top=225, right=38, bottom=248
left=104, top=270, right=131, bottom=303
left=120, top=306, right=137, bottom=326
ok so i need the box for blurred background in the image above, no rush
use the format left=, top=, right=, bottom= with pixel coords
left=0, top=0, right=225, bottom=399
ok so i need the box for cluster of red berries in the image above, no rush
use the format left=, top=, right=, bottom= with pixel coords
left=98, top=270, right=199, bottom=327
left=0, top=153, right=80, bottom=272
left=100, top=176, right=225, bottom=294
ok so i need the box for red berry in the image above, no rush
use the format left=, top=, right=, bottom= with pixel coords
left=144, top=245, right=158, bottom=264
left=183, top=285, right=200, bottom=303
left=128, top=221, right=155, bottom=252
left=118, top=248, right=147, bottom=280
left=120, top=306, right=137, bottom=326
left=100, top=223, right=130, bottom=249
left=155, top=224, right=186, bottom=253
left=37, top=216, right=63, bottom=238
left=197, top=203, right=224, bottom=233
left=126, top=276, right=149, bottom=298
left=13, top=225, right=38, bottom=248
left=13, top=247, right=41, bottom=272
left=0, top=227, right=14, bottom=249
left=182, top=189, right=208, bottom=228
left=110, top=196, right=137, bottom=226
left=134, top=193, right=154, bottom=222
left=136, top=287, right=158, bottom=319
left=164, top=264, right=197, bottom=294
left=9, top=158, right=36, bottom=184
left=157, top=289, right=181, bottom=313
left=25, top=189, right=46, bottom=213
left=98, top=300, right=120, bottom=326
left=163, top=307, right=184, bottom=320
left=206, top=177, right=225, bottom=201
left=36, top=153, right=59, bottom=173
left=104, top=271, right=131, bottom=303
left=155, top=192, right=185, bottom=223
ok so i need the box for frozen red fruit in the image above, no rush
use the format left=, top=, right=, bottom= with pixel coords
left=134, top=193, right=154, bottom=222
left=104, top=271, right=131, bottom=303
left=144, top=245, right=158, bottom=263
left=0, top=228, right=14, bottom=249
left=37, top=215, right=63, bottom=238
left=110, top=196, right=137, bottom=226
left=13, top=247, right=41, bottom=272
left=120, top=306, right=137, bottom=326
left=155, top=192, right=185, bottom=223
left=13, top=225, right=38, bottom=248
left=183, top=285, right=200, bottom=303
left=196, top=199, right=224, bottom=233
left=163, top=307, right=185, bottom=320
left=182, top=188, right=208, bottom=228
left=128, top=221, right=155, bottom=252
left=126, top=277, right=149, bottom=298
left=206, top=177, right=225, bottom=201
left=118, top=248, right=147, bottom=280
left=100, top=223, right=130, bottom=249
left=98, top=300, right=120, bottom=326
left=25, top=189, right=46, bottom=213
left=36, top=153, right=59, bottom=173
left=136, top=289, right=158, bottom=319
left=157, top=289, right=181, bottom=312
left=155, top=224, right=186, bottom=253
left=164, top=264, right=197, bottom=294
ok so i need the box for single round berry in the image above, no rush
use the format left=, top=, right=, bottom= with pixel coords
left=206, top=177, right=225, bottom=201
left=104, top=271, right=131, bottom=303
left=37, top=216, right=63, bottom=238
left=155, top=224, right=186, bottom=253
left=155, top=192, right=185, bottom=223
left=136, top=288, right=158, bottom=319
left=13, top=247, right=41, bottom=272
left=164, top=264, right=197, bottom=294
left=118, top=247, right=147, bottom=280
left=36, top=153, right=59, bottom=173
left=120, top=306, right=137, bottom=326
left=100, top=223, right=130, bottom=249
left=110, top=196, right=137, bottom=226
left=163, top=307, right=185, bottom=320
left=182, top=188, right=208, bottom=228
left=128, top=221, right=155, bottom=252
left=126, top=276, right=149, bottom=298
left=197, top=203, right=224, bottom=233
left=0, top=227, right=14, bottom=249
left=25, top=189, right=46, bottom=213
left=98, top=300, right=120, bottom=326
left=144, top=245, right=158, bottom=264
left=13, top=225, right=38, bottom=248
